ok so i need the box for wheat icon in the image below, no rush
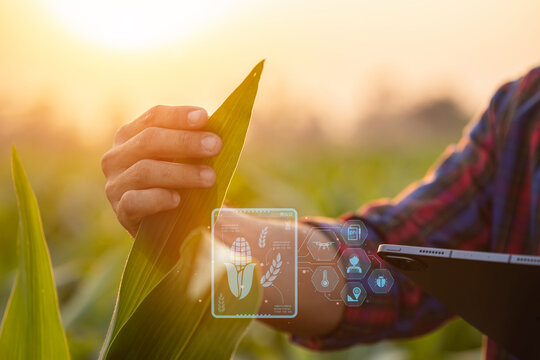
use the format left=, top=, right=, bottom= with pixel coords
left=217, top=293, right=225, bottom=313
left=260, top=253, right=282, bottom=288
left=258, top=226, right=268, bottom=248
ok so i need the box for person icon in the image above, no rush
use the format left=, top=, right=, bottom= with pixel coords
left=346, top=255, right=362, bottom=273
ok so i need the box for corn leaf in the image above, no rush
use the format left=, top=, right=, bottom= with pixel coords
left=101, top=61, right=264, bottom=357
left=0, top=148, right=70, bottom=360
left=104, top=230, right=260, bottom=359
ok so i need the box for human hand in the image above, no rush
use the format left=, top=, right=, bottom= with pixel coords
left=101, top=105, right=222, bottom=236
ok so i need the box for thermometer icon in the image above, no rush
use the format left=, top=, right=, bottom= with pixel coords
left=321, top=269, right=329, bottom=287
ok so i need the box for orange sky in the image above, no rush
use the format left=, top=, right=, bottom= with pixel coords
left=1, top=0, right=540, bottom=140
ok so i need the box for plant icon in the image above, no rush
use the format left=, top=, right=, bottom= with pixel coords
left=218, top=293, right=225, bottom=312
left=258, top=226, right=268, bottom=248
left=260, top=253, right=282, bottom=288
left=224, top=237, right=256, bottom=299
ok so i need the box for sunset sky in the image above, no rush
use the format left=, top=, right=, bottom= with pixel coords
left=1, top=0, right=540, bottom=140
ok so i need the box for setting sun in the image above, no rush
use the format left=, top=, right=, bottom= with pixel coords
left=39, top=0, right=238, bottom=50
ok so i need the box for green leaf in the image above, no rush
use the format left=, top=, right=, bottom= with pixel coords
left=0, top=147, right=70, bottom=360
left=104, top=230, right=260, bottom=359
left=101, top=61, right=264, bottom=357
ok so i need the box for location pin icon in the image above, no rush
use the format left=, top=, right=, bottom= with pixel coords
left=353, top=287, right=361, bottom=299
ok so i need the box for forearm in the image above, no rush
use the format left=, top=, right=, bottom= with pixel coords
left=260, top=251, right=345, bottom=337
left=216, top=212, right=344, bottom=337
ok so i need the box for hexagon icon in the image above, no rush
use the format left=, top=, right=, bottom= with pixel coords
left=368, top=268, right=395, bottom=294
left=340, top=220, right=368, bottom=246
left=311, top=266, right=339, bottom=292
left=340, top=282, right=366, bottom=307
left=338, top=248, right=371, bottom=280
left=306, top=229, right=340, bottom=261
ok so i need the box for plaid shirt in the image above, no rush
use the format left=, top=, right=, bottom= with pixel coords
left=295, top=66, right=540, bottom=359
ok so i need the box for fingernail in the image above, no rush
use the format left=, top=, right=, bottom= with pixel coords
left=172, top=192, right=180, bottom=204
left=200, top=168, right=215, bottom=184
left=201, top=135, right=217, bottom=152
left=187, top=109, right=205, bottom=126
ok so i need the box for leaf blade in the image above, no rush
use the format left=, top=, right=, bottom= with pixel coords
left=103, top=231, right=260, bottom=360
left=0, top=147, right=70, bottom=360
left=101, top=61, right=264, bottom=356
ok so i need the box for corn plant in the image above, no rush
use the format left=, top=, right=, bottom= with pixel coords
left=0, top=148, right=71, bottom=359
left=0, top=61, right=264, bottom=359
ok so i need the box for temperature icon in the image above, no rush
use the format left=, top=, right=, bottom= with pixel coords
left=321, top=270, right=329, bottom=287
left=311, top=266, right=339, bottom=292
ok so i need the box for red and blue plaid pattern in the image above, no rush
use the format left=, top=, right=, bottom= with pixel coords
left=295, top=66, right=540, bottom=360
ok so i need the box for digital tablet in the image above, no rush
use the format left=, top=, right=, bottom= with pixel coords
left=377, top=244, right=540, bottom=359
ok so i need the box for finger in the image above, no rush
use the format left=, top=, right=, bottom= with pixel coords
left=105, top=159, right=215, bottom=207
left=115, top=105, right=208, bottom=145
left=102, top=127, right=222, bottom=176
left=117, top=188, right=180, bottom=236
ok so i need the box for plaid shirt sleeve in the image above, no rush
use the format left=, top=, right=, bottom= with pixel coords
left=293, top=74, right=520, bottom=350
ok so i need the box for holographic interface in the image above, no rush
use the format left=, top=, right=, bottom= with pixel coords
left=212, top=211, right=393, bottom=318
left=300, top=219, right=394, bottom=307
left=211, top=208, right=298, bottom=318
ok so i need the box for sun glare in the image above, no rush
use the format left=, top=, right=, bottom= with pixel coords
left=40, top=0, right=237, bottom=50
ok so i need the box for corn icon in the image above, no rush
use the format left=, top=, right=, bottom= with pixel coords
left=225, top=237, right=256, bottom=299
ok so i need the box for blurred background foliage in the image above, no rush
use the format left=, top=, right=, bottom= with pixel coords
left=0, top=94, right=483, bottom=359
left=3, top=0, right=539, bottom=358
